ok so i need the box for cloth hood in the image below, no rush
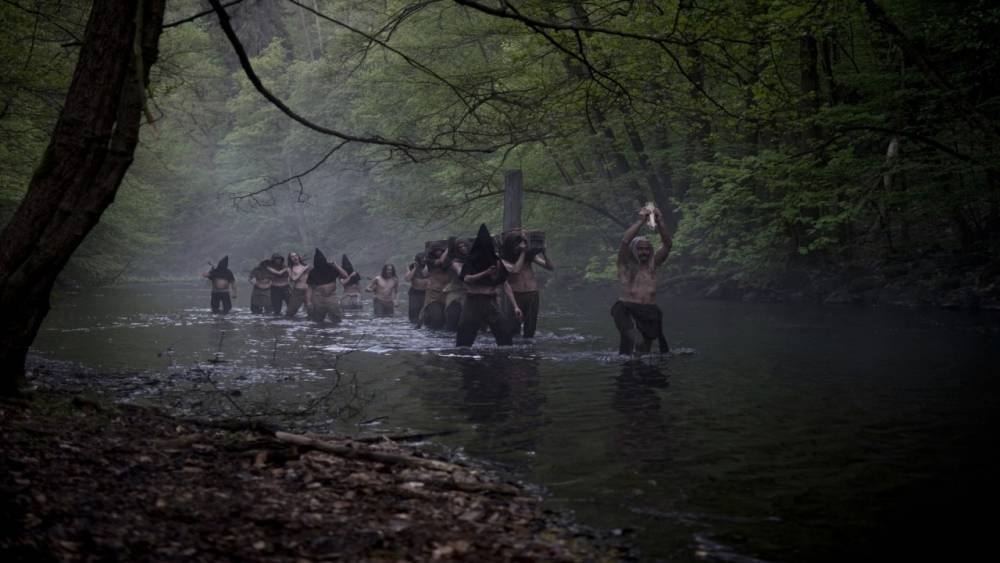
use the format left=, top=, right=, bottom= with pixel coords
left=308, top=248, right=338, bottom=286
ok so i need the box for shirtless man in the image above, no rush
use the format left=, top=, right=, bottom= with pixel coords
left=443, top=238, right=471, bottom=331
left=612, top=207, right=672, bottom=355
left=285, top=251, right=311, bottom=318
left=502, top=232, right=554, bottom=338
left=266, top=253, right=290, bottom=316
left=456, top=225, right=523, bottom=347
left=340, top=254, right=363, bottom=310
left=418, top=245, right=451, bottom=329
left=202, top=256, right=237, bottom=314
left=366, top=264, right=399, bottom=317
left=305, top=249, right=349, bottom=324
left=404, top=253, right=428, bottom=323
left=248, top=259, right=272, bottom=314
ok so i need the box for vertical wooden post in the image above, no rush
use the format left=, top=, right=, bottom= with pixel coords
left=502, top=170, right=523, bottom=233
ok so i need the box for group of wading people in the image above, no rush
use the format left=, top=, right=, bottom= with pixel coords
left=202, top=250, right=398, bottom=323
left=202, top=206, right=672, bottom=354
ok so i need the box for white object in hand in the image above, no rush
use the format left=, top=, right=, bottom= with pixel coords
left=644, top=202, right=656, bottom=229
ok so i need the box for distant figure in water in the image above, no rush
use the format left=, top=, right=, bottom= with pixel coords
left=456, top=224, right=522, bottom=347
left=419, top=245, right=450, bottom=329
left=367, top=264, right=399, bottom=317
left=202, top=256, right=237, bottom=314
left=613, top=206, right=672, bottom=355
left=306, top=249, right=349, bottom=323
left=502, top=231, right=554, bottom=338
left=285, top=251, right=311, bottom=318
left=444, top=238, right=471, bottom=331
left=266, top=253, right=290, bottom=316
left=405, top=253, right=428, bottom=323
left=340, top=254, right=363, bottom=310
left=248, top=259, right=272, bottom=314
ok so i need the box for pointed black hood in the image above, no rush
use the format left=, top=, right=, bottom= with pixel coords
left=461, top=224, right=506, bottom=286
left=308, top=248, right=338, bottom=286
left=341, top=254, right=360, bottom=286
left=209, top=255, right=234, bottom=282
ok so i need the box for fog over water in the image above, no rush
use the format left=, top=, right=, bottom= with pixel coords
left=30, top=283, right=1000, bottom=562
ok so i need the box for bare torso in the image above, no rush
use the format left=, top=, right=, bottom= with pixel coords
left=371, top=276, right=398, bottom=302
left=290, top=264, right=309, bottom=290
left=507, top=261, right=537, bottom=292
left=618, top=260, right=658, bottom=304
left=424, top=266, right=451, bottom=292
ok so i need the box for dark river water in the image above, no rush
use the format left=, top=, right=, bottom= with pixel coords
left=29, top=283, right=1000, bottom=562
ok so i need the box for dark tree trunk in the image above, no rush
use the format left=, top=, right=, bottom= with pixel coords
left=0, top=0, right=165, bottom=395
left=799, top=32, right=822, bottom=142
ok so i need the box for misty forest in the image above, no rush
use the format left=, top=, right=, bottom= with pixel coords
left=1, top=1, right=998, bottom=562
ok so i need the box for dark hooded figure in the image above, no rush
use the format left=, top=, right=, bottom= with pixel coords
left=340, top=254, right=363, bottom=310
left=203, top=256, right=237, bottom=314
left=405, top=252, right=428, bottom=323
left=612, top=207, right=672, bottom=355
left=501, top=231, right=554, bottom=338
left=455, top=224, right=522, bottom=347
left=306, top=248, right=348, bottom=323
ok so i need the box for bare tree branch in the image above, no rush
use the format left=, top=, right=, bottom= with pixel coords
left=163, top=0, right=246, bottom=29
left=206, top=0, right=499, bottom=157
left=232, top=140, right=350, bottom=200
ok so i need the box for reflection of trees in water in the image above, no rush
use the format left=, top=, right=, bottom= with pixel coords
left=415, top=354, right=546, bottom=458
left=611, top=360, right=671, bottom=469
left=457, top=356, right=546, bottom=456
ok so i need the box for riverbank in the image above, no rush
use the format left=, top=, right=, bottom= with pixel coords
left=1, top=390, right=629, bottom=562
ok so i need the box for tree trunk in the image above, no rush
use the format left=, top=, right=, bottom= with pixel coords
left=0, top=0, right=165, bottom=395
left=799, top=32, right=822, bottom=142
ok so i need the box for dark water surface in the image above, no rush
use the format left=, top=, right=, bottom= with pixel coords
left=31, top=283, right=1000, bottom=562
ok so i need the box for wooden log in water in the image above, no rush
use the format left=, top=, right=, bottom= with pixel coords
left=502, top=170, right=523, bottom=233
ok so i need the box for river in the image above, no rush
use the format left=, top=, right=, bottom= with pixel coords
left=29, top=282, right=1000, bottom=562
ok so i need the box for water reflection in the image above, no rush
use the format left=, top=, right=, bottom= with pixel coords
left=28, top=283, right=1000, bottom=562
left=612, top=360, right=670, bottom=468
left=455, top=355, right=545, bottom=456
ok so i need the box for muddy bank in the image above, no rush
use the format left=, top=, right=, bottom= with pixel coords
left=1, top=391, right=630, bottom=562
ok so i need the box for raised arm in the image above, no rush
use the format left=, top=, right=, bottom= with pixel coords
left=433, top=248, right=449, bottom=267
left=334, top=263, right=350, bottom=280
left=533, top=251, right=554, bottom=271
left=365, top=278, right=377, bottom=292
left=502, top=248, right=526, bottom=274
left=653, top=208, right=673, bottom=268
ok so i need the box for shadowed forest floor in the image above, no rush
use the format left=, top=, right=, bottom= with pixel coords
left=1, top=391, right=629, bottom=562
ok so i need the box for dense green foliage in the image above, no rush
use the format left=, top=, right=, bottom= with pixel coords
left=2, top=0, right=998, bottom=300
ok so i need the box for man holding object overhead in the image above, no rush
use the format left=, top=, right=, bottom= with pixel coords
left=612, top=206, right=671, bottom=355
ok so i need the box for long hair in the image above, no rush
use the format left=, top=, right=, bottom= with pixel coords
left=381, top=263, right=397, bottom=279
left=287, top=251, right=307, bottom=267
left=501, top=233, right=525, bottom=261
